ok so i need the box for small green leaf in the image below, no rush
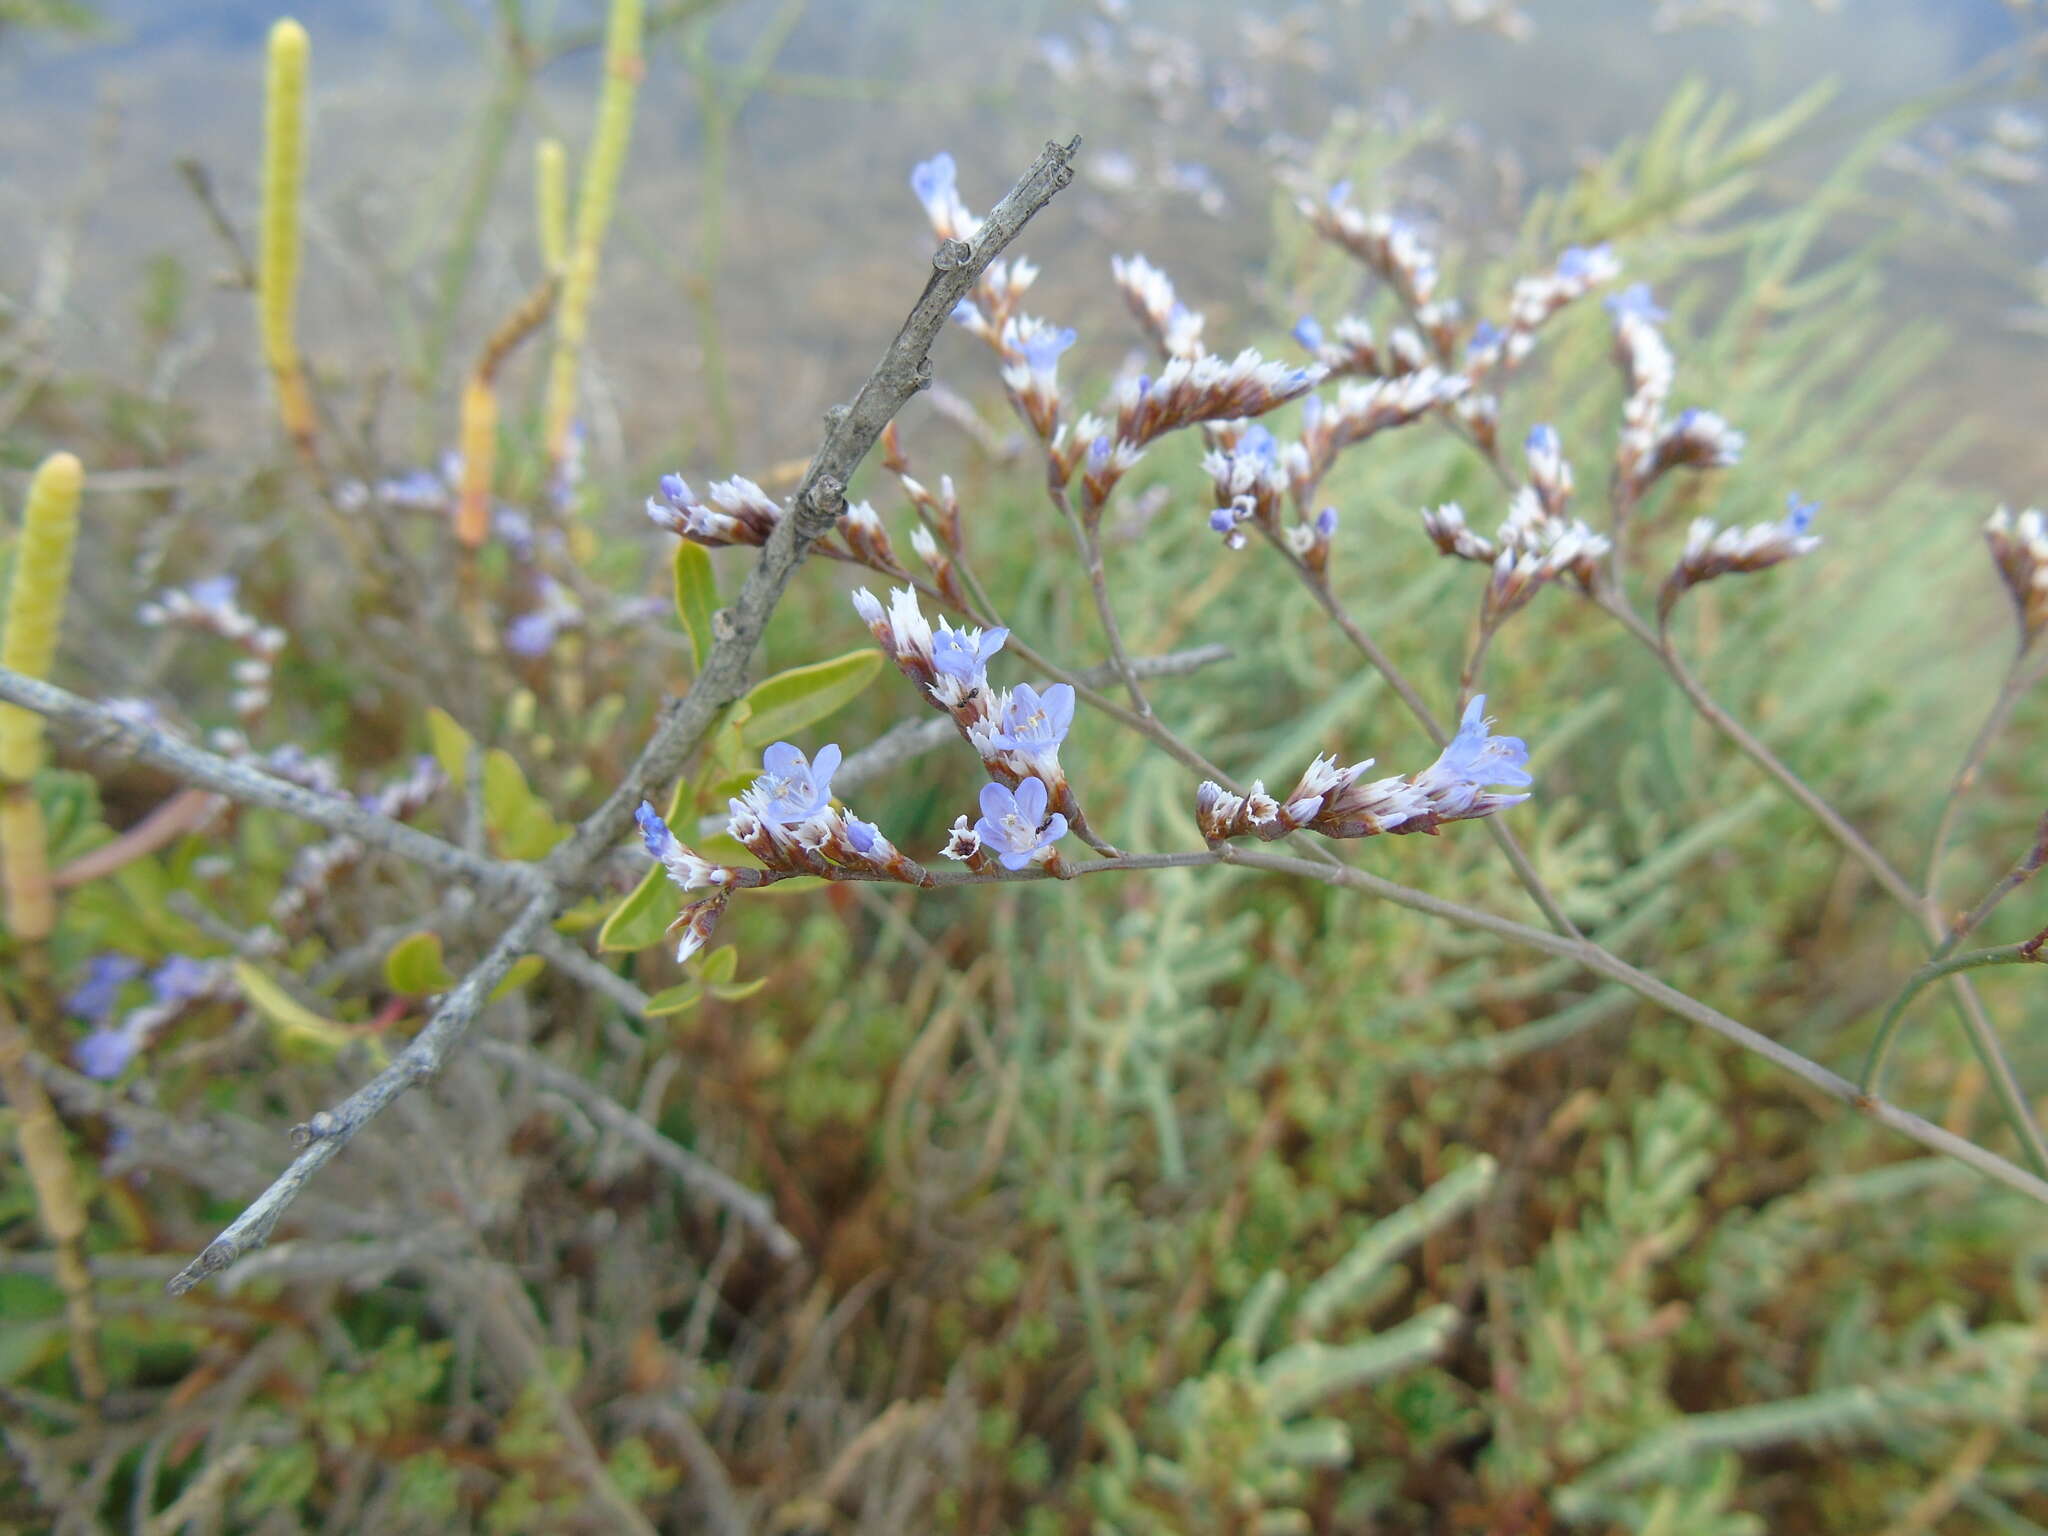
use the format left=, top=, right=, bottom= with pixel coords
left=699, top=944, right=739, bottom=985
left=233, top=960, right=355, bottom=1059
left=553, top=898, right=613, bottom=934
left=598, top=865, right=675, bottom=954
left=672, top=542, right=719, bottom=668
left=424, top=707, right=474, bottom=788
left=642, top=984, right=704, bottom=1018
left=487, top=954, right=546, bottom=1002
left=736, top=648, right=884, bottom=749
left=708, top=977, right=768, bottom=1002
left=384, top=932, right=457, bottom=995
left=482, top=748, right=567, bottom=860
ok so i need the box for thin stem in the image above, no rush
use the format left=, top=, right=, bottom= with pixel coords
left=1610, top=589, right=2048, bottom=1176
left=1924, top=638, right=2048, bottom=912
left=1457, top=619, right=1500, bottom=714
left=1937, top=809, right=2048, bottom=960
left=1050, top=478, right=1152, bottom=716
left=1611, top=592, right=1922, bottom=911
left=1218, top=846, right=2048, bottom=1210
left=1864, top=941, right=2047, bottom=1098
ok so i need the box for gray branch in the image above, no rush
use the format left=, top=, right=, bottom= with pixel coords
left=165, top=894, right=557, bottom=1294
left=0, top=665, right=528, bottom=896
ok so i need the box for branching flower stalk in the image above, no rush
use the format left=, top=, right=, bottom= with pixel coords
left=6, top=129, right=2047, bottom=1333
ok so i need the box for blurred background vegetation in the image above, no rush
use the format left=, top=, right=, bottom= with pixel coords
left=4, top=0, right=2048, bottom=1531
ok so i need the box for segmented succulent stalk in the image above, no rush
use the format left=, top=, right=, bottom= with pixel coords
left=541, top=0, right=643, bottom=470
left=535, top=136, right=569, bottom=275
left=0, top=453, right=82, bottom=783
left=455, top=376, right=498, bottom=550
left=1, top=452, right=83, bottom=942
left=458, top=274, right=560, bottom=551
left=0, top=454, right=100, bottom=1393
left=0, top=999, right=102, bottom=1399
left=260, top=18, right=316, bottom=459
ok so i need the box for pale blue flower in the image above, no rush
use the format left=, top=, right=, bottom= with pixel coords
left=1021, top=324, right=1077, bottom=376
left=1556, top=243, right=1614, bottom=281
left=990, top=682, right=1075, bottom=759
left=756, top=742, right=841, bottom=825
left=75, top=1028, right=138, bottom=1081
left=150, top=956, right=217, bottom=1004
left=637, top=800, right=721, bottom=891
left=843, top=814, right=882, bottom=855
left=636, top=800, right=679, bottom=863
left=1605, top=283, right=1667, bottom=324
left=504, top=611, right=558, bottom=657
left=1784, top=493, right=1820, bottom=534
left=974, top=777, right=1068, bottom=870
left=1293, top=315, right=1324, bottom=352
left=67, top=954, right=141, bottom=1023
left=1415, top=695, right=1532, bottom=817
left=910, top=152, right=957, bottom=211
left=932, top=623, right=1008, bottom=688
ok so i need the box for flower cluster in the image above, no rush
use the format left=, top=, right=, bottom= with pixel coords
left=1301, top=186, right=1442, bottom=312
left=635, top=742, right=932, bottom=963
left=1292, top=370, right=1468, bottom=498
left=71, top=954, right=231, bottom=1080
left=997, top=315, right=1079, bottom=440
left=1195, top=696, right=1532, bottom=844
left=1204, top=425, right=1288, bottom=549
left=1986, top=505, right=2048, bottom=644
left=1112, top=253, right=1206, bottom=358
left=1606, top=286, right=1745, bottom=499
left=1659, top=495, right=1822, bottom=621
left=1100, top=349, right=1323, bottom=460
left=1421, top=425, right=1611, bottom=626
left=1292, top=313, right=1399, bottom=381
left=852, top=583, right=1089, bottom=860
left=1465, top=243, right=1623, bottom=380
left=271, top=756, right=444, bottom=930
left=645, top=473, right=783, bottom=548
left=138, top=576, right=288, bottom=723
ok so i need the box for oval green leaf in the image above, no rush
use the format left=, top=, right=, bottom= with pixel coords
left=487, top=954, right=546, bottom=1002
left=384, top=931, right=457, bottom=995
left=672, top=542, right=719, bottom=669
left=736, top=648, right=883, bottom=750
left=424, top=707, right=474, bottom=788
left=643, top=983, right=704, bottom=1018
